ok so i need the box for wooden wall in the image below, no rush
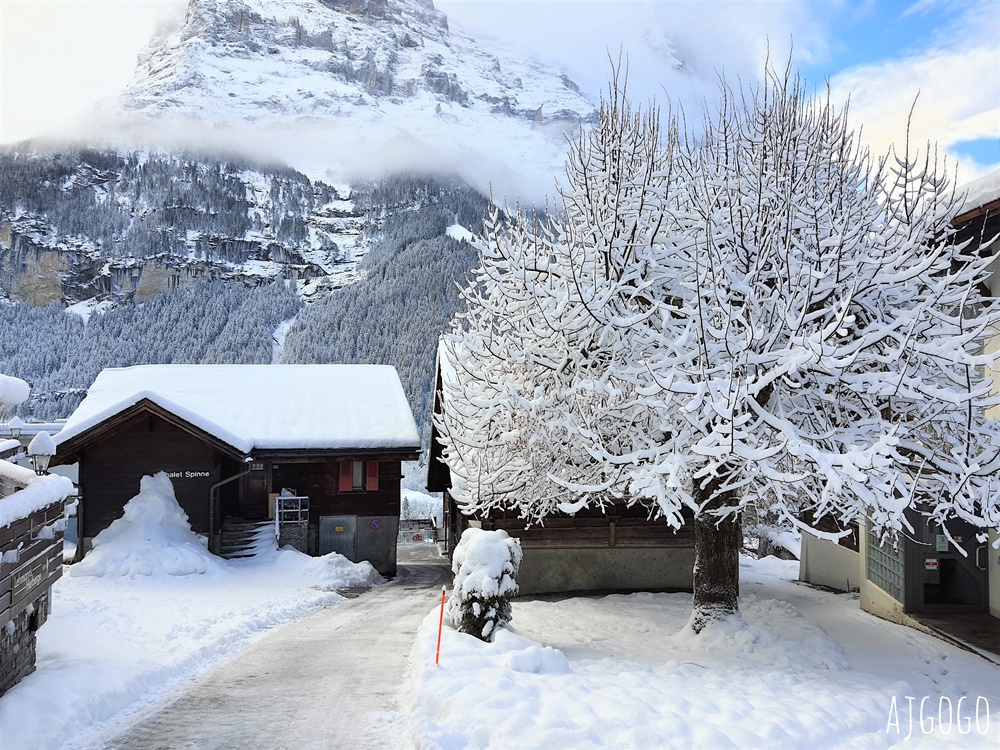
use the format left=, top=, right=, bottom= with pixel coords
left=79, top=414, right=220, bottom=538
left=461, top=502, right=696, bottom=551
left=271, top=459, right=402, bottom=519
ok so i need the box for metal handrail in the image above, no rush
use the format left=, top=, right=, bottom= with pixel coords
left=275, top=495, right=309, bottom=524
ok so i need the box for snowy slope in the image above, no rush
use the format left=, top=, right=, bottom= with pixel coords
left=124, top=0, right=594, bottom=127
left=118, top=0, right=597, bottom=190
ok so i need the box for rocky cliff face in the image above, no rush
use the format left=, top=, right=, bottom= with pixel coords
left=0, top=213, right=359, bottom=307
left=0, top=149, right=370, bottom=307
left=122, top=0, right=596, bottom=129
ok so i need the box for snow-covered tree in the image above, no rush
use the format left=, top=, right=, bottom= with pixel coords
left=435, top=66, right=1000, bottom=632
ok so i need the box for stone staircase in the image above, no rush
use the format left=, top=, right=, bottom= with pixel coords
left=220, top=519, right=277, bottom=559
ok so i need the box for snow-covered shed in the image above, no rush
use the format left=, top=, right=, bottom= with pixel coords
left=427, top=344, right=695, bottom=596
left=53, top=364, right=420, bottom=575
left=799, top=168, right=1000, bottom=627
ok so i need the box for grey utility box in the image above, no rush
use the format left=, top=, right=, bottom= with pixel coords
left=319, top=515, right=357, bottom=560
left=318, top=515, right=398, bottom=577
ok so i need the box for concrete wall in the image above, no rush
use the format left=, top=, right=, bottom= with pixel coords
left=517, top=547, right=695, bottom=596
left=799, top=532, right=861, bottom=592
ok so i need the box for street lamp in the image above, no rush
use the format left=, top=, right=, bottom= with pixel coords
left=8, top=416, right=23, bottom=440
left=28, top=430, right=55, bottom=476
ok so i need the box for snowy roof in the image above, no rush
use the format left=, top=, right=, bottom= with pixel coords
left=55, top=364, right=420, bottom=455
left=957, top=168, right=1000, bottom=217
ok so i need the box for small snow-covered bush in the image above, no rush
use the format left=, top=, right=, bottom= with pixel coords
left=446, top=528, right=522, bottom=642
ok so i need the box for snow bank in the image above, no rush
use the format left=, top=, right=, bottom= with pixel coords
left=758, top=524, right=802, bottom=559
left=253, top=544, right=382, bottom=590
left=406, top=556, right=1000, bottom=748
left=0, top=504, right=381, bottom=750
left=71, top=473, right=225, bottom=577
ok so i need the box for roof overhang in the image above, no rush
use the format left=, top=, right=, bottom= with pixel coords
left=256, top=447, right=422, bottom=462
left=52, top=398, right=246, bottom=466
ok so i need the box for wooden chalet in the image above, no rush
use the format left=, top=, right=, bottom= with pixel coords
left=52, top=364, right=421, bottom=575
left=427, top=344, right=695, bottom=595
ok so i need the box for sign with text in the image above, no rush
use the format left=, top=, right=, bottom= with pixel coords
left=163, top=470, right=212, bottom=480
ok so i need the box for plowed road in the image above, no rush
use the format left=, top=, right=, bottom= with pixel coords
left=100, top=546, right=450, bottom=750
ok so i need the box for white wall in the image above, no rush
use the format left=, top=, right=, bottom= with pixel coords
left=799, top=532, right=861, bottom=592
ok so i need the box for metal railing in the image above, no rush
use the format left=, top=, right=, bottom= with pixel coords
left=274, top=495, right=309, bottom=542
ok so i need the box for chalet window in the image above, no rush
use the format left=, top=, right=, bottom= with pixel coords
left=338, top=460, right=379, bottom=492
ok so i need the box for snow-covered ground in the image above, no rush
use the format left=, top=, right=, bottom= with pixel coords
left=406, top=556, right=1000, bottom=749
left=4, top=475, right=998, bottom=749
left=0, top=475, right=381, bottom=750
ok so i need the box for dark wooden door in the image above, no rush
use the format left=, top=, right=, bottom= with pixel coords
left=242, top=469, right=269, bottom=520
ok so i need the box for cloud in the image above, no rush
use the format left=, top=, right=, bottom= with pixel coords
left=829, top=0, right=999, bottom=184
left=0, top=0, right=186, bottom=144
left=437, top=0, right=829, bottom=113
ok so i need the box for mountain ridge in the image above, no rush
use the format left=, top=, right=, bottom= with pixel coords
left=121, top=0, right=596, bottom=129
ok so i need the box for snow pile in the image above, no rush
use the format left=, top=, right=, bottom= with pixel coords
left=757, top=524, right=802, bottom=559
left=260, top=545, right=382, bottom=590
left=71, top=473, right=225, bottom=577
left=0, top=373, right=30, bottom=406
left=447, top=528, right=522, bottom=641
left=406, top=556, right=1000, bottom=748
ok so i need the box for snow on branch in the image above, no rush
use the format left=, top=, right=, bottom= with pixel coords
left=434, top=63, right=1000, bottom=544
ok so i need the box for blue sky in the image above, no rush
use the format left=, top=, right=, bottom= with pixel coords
left=2, top=0, right=997, bottom=181
left=438, top=0, right=1000, bottom=182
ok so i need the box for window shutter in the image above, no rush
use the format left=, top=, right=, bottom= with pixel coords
left=366, top=461, right=379, bottom=492
left=339, top=461, right=353, bottom=492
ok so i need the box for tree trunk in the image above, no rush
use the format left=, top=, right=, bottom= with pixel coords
left=690, top=468, right=741, bottom=633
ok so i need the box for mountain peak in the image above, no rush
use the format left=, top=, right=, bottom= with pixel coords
left=121, top=0, right=595, bottom=130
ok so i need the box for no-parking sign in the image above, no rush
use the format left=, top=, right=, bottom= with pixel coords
left=370, top=519, right=382, bottom=531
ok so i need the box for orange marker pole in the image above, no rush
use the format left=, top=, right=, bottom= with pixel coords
left=435, top=585, right=446, bottom=666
